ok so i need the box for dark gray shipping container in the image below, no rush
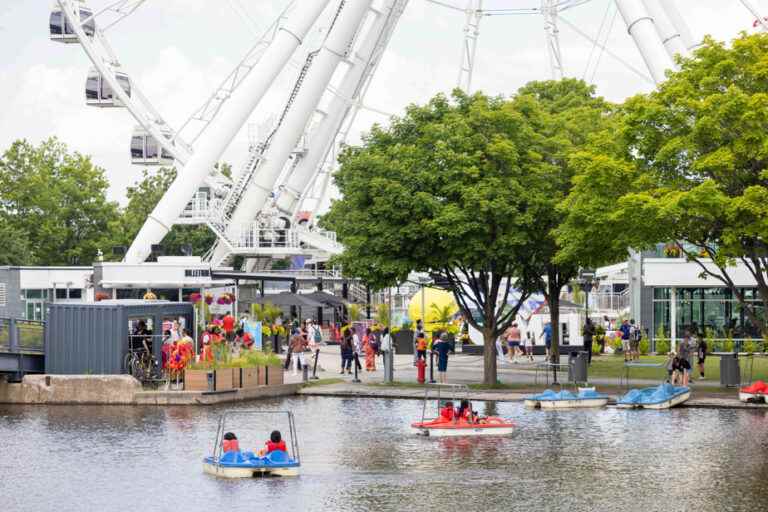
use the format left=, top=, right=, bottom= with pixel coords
left=45, top=300, right=193, bottom=374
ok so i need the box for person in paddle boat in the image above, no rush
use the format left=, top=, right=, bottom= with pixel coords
left=257, top=430, right=287, bottom=457
left=439, top=401, right=455, bottom=422
left=456, top=399, right=487, bottom=424
left=222, top=432, right=240, bottom=453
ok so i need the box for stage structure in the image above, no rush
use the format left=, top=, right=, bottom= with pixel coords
left=50, top=0, right=767, bottom=270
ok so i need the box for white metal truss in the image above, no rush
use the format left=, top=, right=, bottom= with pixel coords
left=124, top=0, right=333, bottom=264
left=740, top=0, right=768, bottom=32
left=457, top=0, right=483, bottom=93
left=55, top=0, right=229, bottom=198
left=206, top=0, right=376, bottom=267
left=542, top=0, right=564, bottom=79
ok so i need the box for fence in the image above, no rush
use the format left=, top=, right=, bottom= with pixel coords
left=0, top=318, right=45, bottom=352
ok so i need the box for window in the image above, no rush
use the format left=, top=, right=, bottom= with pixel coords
left=25, top=289, right=44, bottom=299
left=56, top=289, right=68, bottom=300
left=69, top=289, right=82, bottom=299
left=85, top=75, right=99, bottom=99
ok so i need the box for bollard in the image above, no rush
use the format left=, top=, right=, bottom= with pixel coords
left=352, top=353, right=362, bottom=383
left=302, top=356, right=309, bottom=382
left=310, top=349, right=320, bottom=380
left=429, top=350, right=436, bottom=384
left=383, top=350, right=394, bottom=383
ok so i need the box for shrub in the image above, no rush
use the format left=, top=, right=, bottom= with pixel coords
left=591, top=341, right=601, bottom=355
left=639, top=338, right=649, bottom=355
left=655, top=338, right=670, bottom=355
left=744, top=340, right=758, bottom=354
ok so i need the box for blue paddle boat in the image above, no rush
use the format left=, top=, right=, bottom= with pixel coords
left=203, top=411, right=301, bottom=478
left=617, top=383, right=690, bottom=409
left=525, top=388, right=609, bottom=409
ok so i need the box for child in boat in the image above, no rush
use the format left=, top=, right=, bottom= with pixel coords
left=439, top=401, right=455, bottom=421
left=456, top=399, right=475, bottom=423
left=222, top=432, right=240, bottom=453
left=258, top=430, right=287, bottom=456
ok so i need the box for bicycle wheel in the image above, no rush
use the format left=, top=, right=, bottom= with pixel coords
left=131, top=356, right=146, bottom=382
left=123, top=352, right=135, bottom=375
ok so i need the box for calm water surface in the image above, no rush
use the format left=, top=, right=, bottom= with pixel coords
left=2, top=397, right=768, bottom=512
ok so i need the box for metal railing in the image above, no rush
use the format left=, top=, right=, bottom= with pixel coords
left=0, top=318, right=45, bottom=352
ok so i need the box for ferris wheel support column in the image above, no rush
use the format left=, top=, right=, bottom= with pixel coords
left=124, top=0, right=332, bottom=264
left=658, top=1, right=699, bottom=52
left=457, top=0, right=483, bottom=93
left=542, top=0, right=564, bottom=79
left=641, top=0, right=688, bottom=61
left=275, top=0, right=407, bottom=217
left=615, top=0, right=674, bottom=84
left=209, top=0, right=375, bottom=266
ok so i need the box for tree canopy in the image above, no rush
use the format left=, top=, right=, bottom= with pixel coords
left=322, top=91, right=549, bottom=384
left=559, top=33, right=768, bottom=337
left=0, top=138, right=120, bottom=266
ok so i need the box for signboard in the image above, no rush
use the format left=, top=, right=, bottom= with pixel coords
left=244, top=320, right=262, bottom=351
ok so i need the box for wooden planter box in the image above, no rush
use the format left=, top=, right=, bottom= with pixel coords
left=266, top=365, right=283, bottom=386
left=232, top=367, right=242, bottom=388
left=215, top=368, right=234, bottom=391
left=241, top=367, right=260, bottom=389
left=184, top=369, right=214, bottom=392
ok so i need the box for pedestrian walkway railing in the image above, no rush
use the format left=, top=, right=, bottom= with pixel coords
left=0, top=318, right=45, bottom=353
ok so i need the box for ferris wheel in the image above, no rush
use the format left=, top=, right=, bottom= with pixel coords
left=48, top=0, right=767, bottom=269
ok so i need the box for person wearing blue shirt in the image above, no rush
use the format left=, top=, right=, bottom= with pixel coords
left=619, top=319, right=632, bottom=362
left=540, top=322, right=553, bottom=359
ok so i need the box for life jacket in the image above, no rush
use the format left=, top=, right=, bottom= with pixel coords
left=266, top=440, right=287, bottom=453
left=439, top=407, right=454, bottom=421
left=416, top=338, right=427, bottom=351
left=222, top=439, right=240, bottom=453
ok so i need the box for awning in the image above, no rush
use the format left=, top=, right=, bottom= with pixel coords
left=248, top=292, right=324, bottom=308
left=302, top=292, right=347, bottom=307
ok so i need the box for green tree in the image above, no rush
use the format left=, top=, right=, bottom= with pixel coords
left=0, top=138, right=120, bottom=265
left=322, top=91, right=542, bottom=385
left=510, top=79, right=615, bottom=374
left=118, top=167, right=217, bottom=258
left=560, top=33, right=768, bottom=338
left=0, top=221, right=33, bottom=265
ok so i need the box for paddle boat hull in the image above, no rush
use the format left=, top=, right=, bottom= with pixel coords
left=411, top=417, right=514, bottom=437
left=203, top=461, right=299, bottom=478
left=526, top=397, right=609, bottom=409
left=739, top=381, right=768, bottom=403
left=202, top=450, right=300, bottom=478
left=616, top=384, right=690, bottom=410
left=739, top=391, right=766, bottom=403
left=525, top=389, right=609, bottom=409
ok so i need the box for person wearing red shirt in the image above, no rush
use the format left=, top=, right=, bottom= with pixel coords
left=222, top=432, right=240, bottom=453
left=223, top=313, right=236, bottom=341
left=258, top=430, right=287, bottom=456
left=439, top=401, right=455, bottom=422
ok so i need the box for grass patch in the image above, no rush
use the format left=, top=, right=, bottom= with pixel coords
left=571, top=354, right=768, bottom=382
left=301, top=378, right=345, bottom=387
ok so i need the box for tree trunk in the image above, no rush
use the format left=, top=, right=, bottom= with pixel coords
left=483, top=327, right=497, bottom=386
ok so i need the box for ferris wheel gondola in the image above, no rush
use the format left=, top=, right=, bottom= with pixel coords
left=85, top=67, right=131, bottom=107
left=130, top=127, right=174, bottom=166
left=49, top=1, right=95, bottom=43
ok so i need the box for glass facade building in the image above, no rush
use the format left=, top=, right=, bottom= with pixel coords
left=652, top=287, right=765, bottom=340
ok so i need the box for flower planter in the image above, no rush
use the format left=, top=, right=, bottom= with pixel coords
left=215, top=368, right=234, bottom=391
left=266, top=365, right=283, bottom=386
left=241, top=367, right=261, bottom=389
left=232, top=367, right=242, bottom=388
left=184, top=369, right=214, bottom=392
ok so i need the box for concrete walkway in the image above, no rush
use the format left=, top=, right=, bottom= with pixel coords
left=293, top=345, right=766, bottom=410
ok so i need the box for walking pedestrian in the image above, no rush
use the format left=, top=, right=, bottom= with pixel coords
left=340, top=329, right=353, bottom=374
left=433, top=332, right=451, bottom=383
left=582, top=317, right=594, bottom=365
left=505, top=323, right=522, bottom=363
left=364, top=328, right=376, bottom=371
left=678, top=332, right=693, bottom=386
left=289, top=330, right=307, bottom=376
left=629, top=319, right=641, bottom=361
left=696, top=334, right=707, bottom=380
left=524, top=332, right=534, bottom=362
left=619, top=319, right=632, bottom=362
left=539, top=322, right=553, bottom=360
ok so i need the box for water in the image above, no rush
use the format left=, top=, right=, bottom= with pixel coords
left=2, top=397, right=768, bottom=512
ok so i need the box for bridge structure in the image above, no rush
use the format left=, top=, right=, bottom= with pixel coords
left=0, top=319, right=45, bottom=382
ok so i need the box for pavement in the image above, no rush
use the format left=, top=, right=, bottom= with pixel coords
left=285, top=345, right=768, bottom=410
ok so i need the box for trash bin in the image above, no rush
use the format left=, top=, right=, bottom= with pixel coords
left=573, top=351, right=589, bottom=384
left=720, top=353, right=741, bottom=387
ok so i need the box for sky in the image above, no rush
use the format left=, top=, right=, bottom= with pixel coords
left=0, top=0, right=761, bottom=205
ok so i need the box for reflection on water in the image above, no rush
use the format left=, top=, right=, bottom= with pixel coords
left=1, top=397, right=768, bottom=512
